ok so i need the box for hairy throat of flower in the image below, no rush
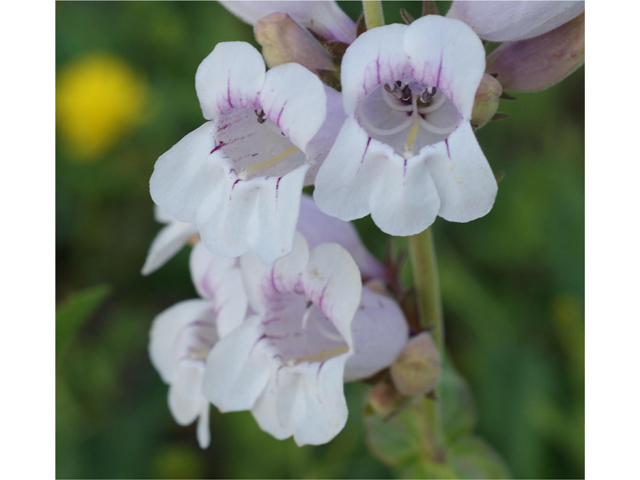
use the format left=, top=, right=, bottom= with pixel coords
left=236, top=113, right=304, bottom=180
left=284, top=303, right=350, bottom=367
left=358, top=81, right=459, bottom=159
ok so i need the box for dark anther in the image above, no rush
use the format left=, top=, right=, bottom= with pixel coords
left=395, top=80, right=402, bottom=88
left=255, top=109, right=267, bottom=124
left=420, top=87, right=437, bottom=104
left=384, top=83, right=395, bottom=93
left=401, top=85, right=412, bottom=102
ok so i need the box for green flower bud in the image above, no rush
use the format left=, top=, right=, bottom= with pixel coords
left=254, top=12, right=336, bottom=77
left=471, top=73, right=503, bottom=130
left=390, top=332, right=441, bottom=396
left=368, top=382, right=403, bottom=416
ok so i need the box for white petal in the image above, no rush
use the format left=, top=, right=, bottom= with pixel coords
left=291, top=356, right=350, bottom=446
left=202, top=316, right=271, bottom=412
left=426, top=122, right=497, bottom=223
left=189, top=243, right=248, bottom=337
left=259, top=63, right=327, bottom=152
left=404, top=15, right=486, bottom=119
left=368, top=144, right=441, bottom=236
left=344, top=288, right=409, bottom=382
left=340, top=23, right=411, bottom=116
left=142, top=220, right=199, bottom=275
left=196, top=403, right=211, bottom=449
left=248, top=166, right=308, bottom=265
left=153, top=204, right=174, bottom=224
left=196, top=165, right=307, bottom=264
left=149, top=299, right=214, bottom=383
left=219, top=0, right=356, bottom=43
left=304, top=86, right=346, bottom=185
left=149, top=122, right=221, bottom=224
left=168, top=362, right=205, bottom=426
left=189, top=242, right=238, bottom=300
left=195, top=42, right=265, bottom=120
left=251, top=368, right=303, bottom=440
left=302, top=243, right=362, bottom=346
left=313, top=117, right=380, bottom=222
left=297, top=194, right=386, bottom=281
left=447, top=0, right=585, bottom=42
left=240, top=232, right=310, bottom=314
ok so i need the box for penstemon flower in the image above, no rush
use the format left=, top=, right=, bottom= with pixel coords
left=149, top=242, right=248, bottom=448
left=447, top=0, right=584, bottom=42
left=150, top=41, right=344, bottom=265
left=219, top=0, right=356, bottom=43
left=143, top=194, right=386, bottom=281
left=202, top=233, right=408, bottom=445
left=141, top=206, right=198, bottom=275
left=314, top=15, right=497, bottom=236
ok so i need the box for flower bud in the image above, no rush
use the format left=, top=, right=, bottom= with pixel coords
left=471, top=73, right=502, bottom=130
left=486, top=13, right=585, bottom=93
left=254, top=12, right=336, bottom=77
left=368, top=382, right=403, bottom=416
left=390, top=332, right=441, bottom=396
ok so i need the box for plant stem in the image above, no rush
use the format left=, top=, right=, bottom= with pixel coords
left=408, top=227, right=444, bottom=350
left=408, top=227, right=447, bottom=460
left=362, top=0, right=385, bottom=30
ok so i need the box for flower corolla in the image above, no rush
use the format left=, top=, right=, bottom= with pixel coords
left=314, top=15, right=497, bottom=236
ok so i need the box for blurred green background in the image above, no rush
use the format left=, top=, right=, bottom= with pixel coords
left=56, top=2, right=584, bottom=479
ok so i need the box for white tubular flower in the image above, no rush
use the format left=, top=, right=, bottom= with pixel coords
left=219, top=0, right=356, bottom=43
left=447, top=0, right=585, bottom=42
left=202, top=233, right=408, bottom=446
left=149, top=242, right=248, bottom=448
left=314, top=16, right=497, bottom=236
left=141, top=205, right=199, bottom=275
left=150, top=42, right=344, bottom=265
left=298, top=194, right=387, bottom=282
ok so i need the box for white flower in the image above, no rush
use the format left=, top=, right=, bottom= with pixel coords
left=150, top=41, right=344, bottom=265
left=141, top=205, right=199, bottom=275
left=447, top=0, right=585, bottom=42
left=202, top=233, right=408, bottom=445
left=297, top=194, right=387, bottom=282
left=149, top=242, right=248, bottom=448
left=313, top=16, right=498, bottom=236
left=219, top=0, right=356, bottom=43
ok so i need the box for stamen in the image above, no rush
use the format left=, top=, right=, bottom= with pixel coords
left=358, top=101, right=414, bottom=136
left=417, top=115, right=459, bottom=135
left=418, top=92, right=447, bottom=114
left=383, top=83, right=395, bottom=94
left=313, top=318, right=345, bottom=343
left=382, top=88, right=413, bottom=112
left=401, top=85, right=412, bottom=102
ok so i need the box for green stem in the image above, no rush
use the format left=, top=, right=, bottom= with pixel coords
left=408, top=227, right=446, bottom=460
left=408, top=228, right=444, bottom=349
left=362, top=0, right=385, bottom=30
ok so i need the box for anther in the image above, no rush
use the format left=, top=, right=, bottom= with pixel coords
left=420, top=86, right=437, bottom=104
left=255, top=109, right=267, bottom=124
left=401, top=85, right=412, bottom=102
left=384, top=83, right=395, bottom=94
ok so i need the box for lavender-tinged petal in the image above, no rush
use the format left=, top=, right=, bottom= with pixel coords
left=486, top=13, right=585, bottom=93
left=220, top=0, right=356, bottom=44
left=447, top=0, right=584, bottom=42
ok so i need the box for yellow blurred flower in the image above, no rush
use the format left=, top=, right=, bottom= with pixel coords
left=57, top=53, right=148, bottom=161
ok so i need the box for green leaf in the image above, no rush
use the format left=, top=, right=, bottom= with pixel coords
left=450, top=436, right=511, bottom=479
left=441, top=358, right=477, bottom=442
left=56, top=284, right=111, bottom=354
